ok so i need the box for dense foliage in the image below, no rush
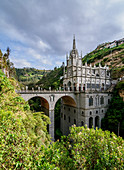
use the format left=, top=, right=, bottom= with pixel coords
left=0, top=70, right=50, bottom=169
left=15, top=67, right=51, bottom=87
left=36, top=66, right=64, bottom=90
left=40, top=126, right=124, bottom=169
left=0, top=71, right=124, bottom=169
left=28, top=97, right=42, bottom=112
left=102, top=81, right=124, bottom=138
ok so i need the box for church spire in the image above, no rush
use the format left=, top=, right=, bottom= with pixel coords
left=73, top=34, right=76, bottom=50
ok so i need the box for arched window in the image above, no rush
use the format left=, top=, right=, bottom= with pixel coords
left=67, top=81, right=71, bottom=87
left=95, top=97, right=97, bottom=106
left=74, top=109, right=76, bottom=113
left=81, top=121, right=84, bottom=126
left=96, top=110, right=98, bottom=114
left=82, top=111, right=84, bottom=115
left=95, top=116, right=99, bottom=128
left=68, top=108, right=70, bottom=111
left=100, top=96, right=104, bottom=104
left=74, top=119, right=76, bottom=125
left=64, top=84, right=67, bottom=91
left=64, top=114, right=66, bottom=120
left=89, top=117, right=93, bottom=128
left=90, top=111, right=92, bottom=115
left=89, top=96, right=93, bottom=106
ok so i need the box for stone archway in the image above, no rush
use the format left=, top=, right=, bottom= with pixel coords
left=28, top=96, right=49, bottom=112
left=54, top=95, right=77, bottom=137
left=28, top=96, right=50, bottom=133
left=19, top=92, right=76, bottom=141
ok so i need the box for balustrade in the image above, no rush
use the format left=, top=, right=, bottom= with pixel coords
left=19, top=84, right=90, bottom=92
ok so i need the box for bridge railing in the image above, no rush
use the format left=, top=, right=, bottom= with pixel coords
left=17, top=86, right=86, bottom=93
left=17, top=84, right=112, bottom=93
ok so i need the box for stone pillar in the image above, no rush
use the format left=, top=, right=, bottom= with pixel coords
left=81, top=84, right=83, bottom=91
left=49, top=110, right=54, bottom=141
left=93, top=116, right=95, bottom=128
left=38, top=86, right=40, bottom=91
left=77, top=84, right=79, bottom=91
left=26, top=86, right=28, bottom=91
left=99, top=117, right=101, bottom=128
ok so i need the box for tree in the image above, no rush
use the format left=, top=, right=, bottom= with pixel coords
left=102, top=81, right=124, bottom=138
left=40, top=126, right=124, bottom=169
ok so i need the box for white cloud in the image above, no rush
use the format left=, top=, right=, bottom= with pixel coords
left=11, top=58, right=31, bottom=68
left=55, top=61, right=63, bottom=66
left=39, top=40, right=51, bottom=51
left=0, top=0, right=124, bottom=69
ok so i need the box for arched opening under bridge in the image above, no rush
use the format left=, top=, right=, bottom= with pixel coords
left=54, top=95, right=76, bottom=140
left=28, top=96, right=49, bottom=131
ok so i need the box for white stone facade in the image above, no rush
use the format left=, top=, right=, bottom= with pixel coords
left=61, top=37, right=112, bottom=135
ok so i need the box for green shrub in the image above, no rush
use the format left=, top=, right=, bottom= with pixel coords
left=40, top=126, right=124, bottom=169
left=0, top=71, right=50, bottom=169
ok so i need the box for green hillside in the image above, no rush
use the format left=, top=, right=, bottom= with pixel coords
left=15, top=67, right=51, bottom=86
left=83, top=43, right=124, bottom=79
left=36, top=66, right=64, bottom=90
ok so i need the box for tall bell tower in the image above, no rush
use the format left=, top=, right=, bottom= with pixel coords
left=67, top=35, right=79, bottom=77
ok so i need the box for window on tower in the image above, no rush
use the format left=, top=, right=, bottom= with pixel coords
left=89, top=96, right=93, bottom=106
left=100, top=96, right=104, bottom=105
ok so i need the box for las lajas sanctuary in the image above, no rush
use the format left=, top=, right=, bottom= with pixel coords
left=19, top=36, right=114, bottom=139
left=60, top=36, right=112, bottom=135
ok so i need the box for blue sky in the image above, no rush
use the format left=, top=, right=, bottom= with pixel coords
left=0, top=0, right=124, bottom=69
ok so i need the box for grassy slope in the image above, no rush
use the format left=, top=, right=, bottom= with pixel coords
left=82, top=43, right=124, bottom=79
left=15, top=67, right=51, bottom=86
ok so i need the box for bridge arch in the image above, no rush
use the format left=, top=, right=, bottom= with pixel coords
left=53, top=95, right=77, bottom=137
left=19, top=92, right=76, bottom=140
left=52, top=95, right=77, bottom=109
left=28, top=96, right=49, bottom=114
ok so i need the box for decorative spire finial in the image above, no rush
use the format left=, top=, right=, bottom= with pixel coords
left=73, top=34, right=76, bottom=50
left=81, top=51, right=82, bottom=58
left=66, top=53, right=68, bottom=60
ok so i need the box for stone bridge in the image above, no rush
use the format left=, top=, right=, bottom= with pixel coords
left=18, top=89, right=77, bottom=140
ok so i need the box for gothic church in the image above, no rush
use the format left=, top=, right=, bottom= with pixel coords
left=60, top=36, right=112, bottom=135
